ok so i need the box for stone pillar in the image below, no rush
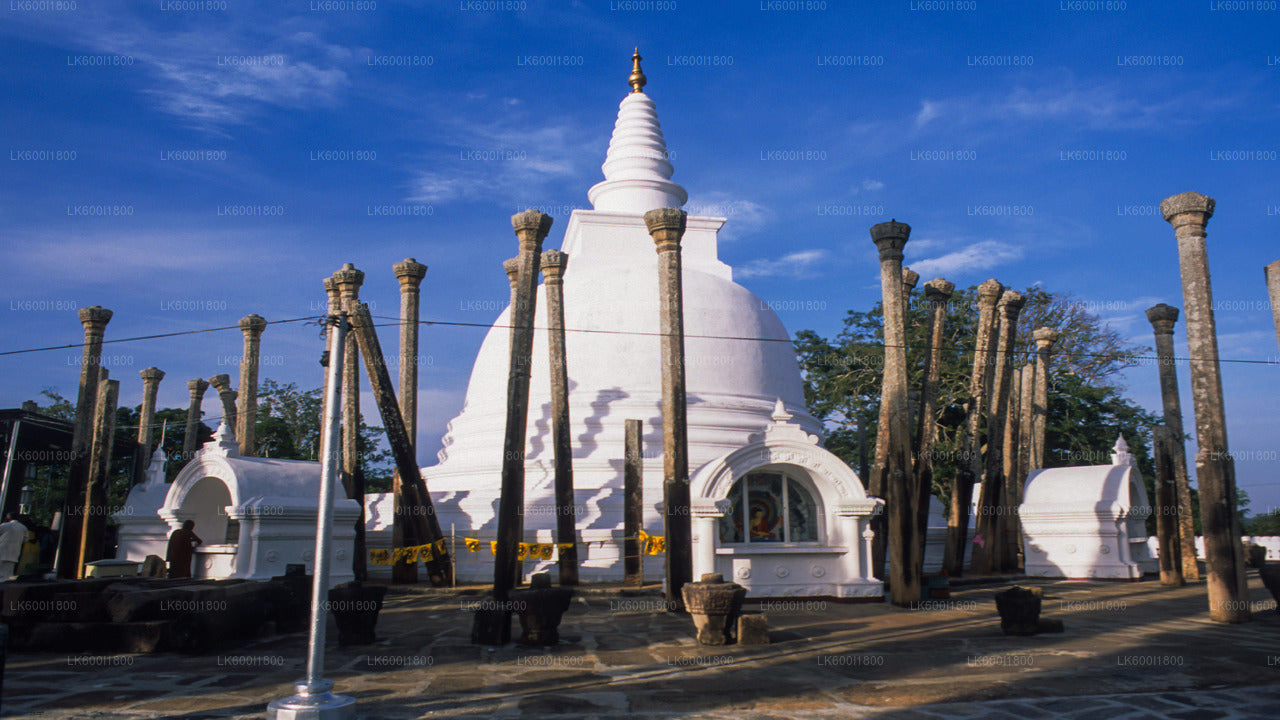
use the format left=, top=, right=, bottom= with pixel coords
left=332, top=263, right=367, bottom=581
left=997, top=358, right=1023, bottom=572
left=493, top=210, right=551, bottom=601
left=235, top=314, right=267, bottom=456
left=1014, top=362, right=1035, bottom=570
left=79, top=371, right=118, bottom=574
left=392, top=258, right=428, bottom=584
left=911, top=278, right=953, bottom=575
left=1152, top=426, right=1185, bottom=587
left=502, top=255, right=523, bottom=587
left=870, top=219, right=919, bottom=606
left=942, top=280, right=1002, bottom=577
left=137, top=366, right=165, bottom=460
left=1145, top=305, right=1199, bottom=580
left=541, top=249, right=579, bottom=586
left=972, top=290, right=1024, bottom=574
left=1160, top=191, right=1249, bottom=623
left=181, top=378, right=209, bottom=465
left=624, top=418, right=644, bottom=588
left=208, top=374, right=238, bottom=435
left=647, top=207, right=693, bottom=610
left=1030, top=327, right=1059, bottom=472
left=1267, top=260, right=1280, bottom=353
left=57, top=306, right=112, bottom=578
left=870, top=264, right=923, bottom=580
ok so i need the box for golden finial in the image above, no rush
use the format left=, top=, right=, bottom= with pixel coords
left=628, top=48, right=646, bottom=93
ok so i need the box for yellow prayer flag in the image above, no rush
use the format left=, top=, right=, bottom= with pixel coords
left=465, top=538, right=481, bottom=552
left=369, top=548, right=392, bottom=566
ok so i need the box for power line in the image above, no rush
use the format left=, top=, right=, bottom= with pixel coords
left=0, top=316, right=322, bottom=358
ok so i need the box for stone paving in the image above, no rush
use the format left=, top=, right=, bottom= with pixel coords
left=5, top=573, right=1280, bottom=719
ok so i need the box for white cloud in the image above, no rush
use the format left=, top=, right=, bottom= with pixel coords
left=861, top=179, right=885, bottom=192
left=909, top=240, right=1023, bottom=278
left=737, top=249, right=829, bottom=279
left=915, top=100, right=940, bottom=128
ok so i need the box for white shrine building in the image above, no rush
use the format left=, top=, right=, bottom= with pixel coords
left=370, top=55, right=884, bottom=598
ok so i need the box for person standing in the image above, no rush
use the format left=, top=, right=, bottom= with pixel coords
left=165, top=520, right=202, bottom=579
left=0, top=514, right=29, bottom=580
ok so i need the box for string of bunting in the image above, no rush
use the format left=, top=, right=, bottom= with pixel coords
left=368, top=537, right=448, bottom=566
left=370, top=532, right=669, bottom=565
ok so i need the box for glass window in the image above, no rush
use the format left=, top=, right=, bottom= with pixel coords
left=718, top=471, right=819, bottom=544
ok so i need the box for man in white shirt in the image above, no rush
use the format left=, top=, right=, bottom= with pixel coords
left=0, top=513, right=29, bottom=579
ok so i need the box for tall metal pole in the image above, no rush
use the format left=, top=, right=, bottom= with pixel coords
left=267, top=312, right=355, bottom=720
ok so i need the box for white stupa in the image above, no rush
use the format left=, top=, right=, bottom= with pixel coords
left=370, top=53, right=882, bottom=595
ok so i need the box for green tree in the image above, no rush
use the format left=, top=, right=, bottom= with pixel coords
left=795, top=284, right=1155, bottom=510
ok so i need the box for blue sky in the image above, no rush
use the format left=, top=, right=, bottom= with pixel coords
left=2, top=2, right=1277, bottom=511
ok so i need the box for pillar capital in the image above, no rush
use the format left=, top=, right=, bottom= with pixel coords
left=644, top=207, right=687, bottom=252
left=238, top=313, right=267, bottom=336
left=540, top=249, right=569, bottom=282
left=1146, top=303, right=1180, bottom=334
left=187, top=378, right=209, bottom=396
left=1160, top=191, right=1215, bottom=226
left=902, top=267, right=920, bottom=293
left=512, top=209, right=554, bottom=247
left=977, top=279, right=1004, bottom=305
left=998, top=289, right=1025, bottom=317
left=332, top=263, right=365, bottom=299
left=869, top=219, right=910, bottom=261
left=923, top=278, right=955, bottom=302
left=1033, top=326, right=1060, bottom=350
left=78, top=305, right=113, bottom=333
left=394, top=258, right=428, bottom=288
left=140, top=367, right=165, bottom=383
left=208, top=373, right=232, bottom=392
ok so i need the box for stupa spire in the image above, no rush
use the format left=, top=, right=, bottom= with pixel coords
left=587, top=50, right=688, bottom=213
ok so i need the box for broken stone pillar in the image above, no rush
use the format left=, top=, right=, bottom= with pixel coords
left=870, top=219, right=919, bottom=606
left=624, top=418, right=644, bottom=588
left=541, top=249, right=579, bottom=586
left=943, top=280, right=1002, bottom=577
left=871, top=264, right=923, bottom=580
left=392, top=258, right=428, bottom=584
left=80, top=370, right=118, bottom=575
left=647, top=207, right=693, bottom=609
left=235, top=314, right=267, bottom=456
left=57, top=306, right=112, bottom=578
left=493, top=210, right=552, bottom=603
left=181, top=378, right=209, bottom=466
left=208, top=374, right=238, bottom=434
left=1152, top=426, right=1185, bottom=587
left=1014, top=362, right=1036, bottom=570
left=332, top=263, right=367, bottom=582
left=1145, top=304, right=1199, bottom=581
left=1160, top=190, right=1249, bottom=623
left=1268, top=260, right=1280, bottom=353
left=972, top=290, right=1024, bottom=574
left=997, top=354, right=1022, bottom=572
left=137, top=367, right=164, bottom=471
left=1030, top=327, right=1059, bottom=472
left=912, top=278, right=953, bottom=575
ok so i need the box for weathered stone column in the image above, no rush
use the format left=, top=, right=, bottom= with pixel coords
left=1152, top=426, right=1185, bottom=587
left=57, top=306, right=111, bottom=578
left=912, top=278, right=953, bottom=574
left=208, top=374, right=238, bottom=435
left=997, top=356, right=1029, bottom=572
left=502, top=255, right=523, bottom=587
left=79, top=371, right=118, bottom=575
left=647, top=207, right=693, bottom=609
left=493, top=210, right=551, bottom=602
left=1030, top=327, right=1059, bottom=472
left=181, top=378, right=209, bottom=465
left=624, top=418, right=644, bottom=588
left=1014, top=362, right=1035, bottom=570
left=972, top=290, right=1024, bottom=574
left=1267, top=260, right=1280, bottom=353
left=332, top=263, right=367, bottom=582
left=541, top=249, right=579, bottom=586
left=137, top=367, right=165, bottom=462
left=1145, top=304, right=1200, bottom=581
left=1161, top=191, right=1249, bottom=623
left=236, top=314, right=267, bottom=456
left=942, top=280, right=1002, bottom=577
left=870, top=265, right=923, bottom=580
left=392, top=258, right=427, bottom=584
left=870, top=219, right=919, bottom=606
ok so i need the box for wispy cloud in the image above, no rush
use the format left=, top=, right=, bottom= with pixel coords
left=737, top=249, right=829, bottom=279
left=909, top=240, right=1023, bottom=278
left=685, top=192, right=770, bottom=240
